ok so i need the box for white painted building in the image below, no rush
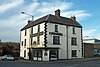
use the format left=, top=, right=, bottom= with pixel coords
left=20, top=9, right=83, bottom=61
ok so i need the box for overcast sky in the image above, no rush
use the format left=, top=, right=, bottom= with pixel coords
left=0, top=0, right=100, bottom=42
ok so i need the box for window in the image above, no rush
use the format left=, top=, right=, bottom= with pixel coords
left=33, top=50, right=42, bottom=58
left=72, top=50, right=77, bottom=57
left=55, top=25, right=58, bottom=32
left=25, top=29, right=27, bottom=36
left=50, top=50, right=57, bottom=58
left=24, top=50, right=26, bottom=57
left=71, top=37, right=77, bottom=45
left=72, top=27, right=76, bottom=34
left=24, top=39, right=26, bottom=46
left=53, top=36, right=60, bottom=44
left=22, top=41, right=23, bottom=46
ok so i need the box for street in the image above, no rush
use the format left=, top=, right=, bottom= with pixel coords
left=0, top=58, right=100, bottom=67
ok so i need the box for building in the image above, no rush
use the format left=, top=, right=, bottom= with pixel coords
left=83, top=39, right=100, bottom=44
left=83, top=43, right=94, bottom=58
left=83, top=39, right=100, bottom=56
left=20, top=9, right=83, bottom=61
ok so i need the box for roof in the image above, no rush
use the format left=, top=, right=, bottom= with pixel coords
left=21, top=14, right=82, bottom=31
left=84, top=39, right=100, bottom=41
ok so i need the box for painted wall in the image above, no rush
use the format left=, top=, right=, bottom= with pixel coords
left=20, top=22, right=45, bottom=59
left=20, top=22, right=82, bottom=60
left=46, top=22, right=67, bottom=59
left=20, top=28, right=31, bottom=59
left=68, top=26, right=82, bottom=59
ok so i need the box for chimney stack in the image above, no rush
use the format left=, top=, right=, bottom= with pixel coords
left=55, top=9, right=60, bottom=17
left=28, top=20, right=32, bottom=24
left=71, top=15, right=76, bottom=21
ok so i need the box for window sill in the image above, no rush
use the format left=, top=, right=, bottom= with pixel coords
left=53, top=43, right=61, bottom=45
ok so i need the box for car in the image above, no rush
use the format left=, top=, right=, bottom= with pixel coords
left=1, top=54, right=15, bottom=61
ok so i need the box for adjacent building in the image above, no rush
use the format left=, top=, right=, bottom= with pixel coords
left=83, top=39, right=100, bottom=56
left=20, top=9, right=83, bottom=61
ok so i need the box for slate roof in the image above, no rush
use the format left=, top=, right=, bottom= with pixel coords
left=21, top=14, right=82, bottom=31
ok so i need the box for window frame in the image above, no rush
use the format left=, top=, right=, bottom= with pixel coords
left=71, top=50, right=77, bottom=57
left=50, top=50, right=57, bottom=58
left=22, top=41, right=23, bottom=46
left=72, top=27, right=76, bottom=34
left=55, top=25, right=58, bottom=32
left=24, top=39, right=26, bottom=46
left=71, top=37, right=77, bottom=45
left=53, top=36, right=60, bottom=45
left=24, top=50, right=26, bottom=57
left=25, top=29, right=27, bottom=36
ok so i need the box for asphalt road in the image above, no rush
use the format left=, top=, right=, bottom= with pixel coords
left=0, top=59, right=100, bottom=67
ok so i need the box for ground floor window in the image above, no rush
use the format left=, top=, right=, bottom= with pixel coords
left=33, top=50, right=42, bottom=58
left=71, top=50, right=77, bottom=57
left=24, top=50, right=26, bottom=57
left=50, top=50, right=58, bottom=58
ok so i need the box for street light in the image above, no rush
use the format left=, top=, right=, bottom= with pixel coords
left=21, top=12, right=34, bottom=61
left=21, top=12, right=34, bottom=21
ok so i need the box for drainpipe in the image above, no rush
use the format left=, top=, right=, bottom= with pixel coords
left=66, top=26, right=68, bottom=59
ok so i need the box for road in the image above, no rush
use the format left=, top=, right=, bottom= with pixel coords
left=0, top=59, right=100, bottom=67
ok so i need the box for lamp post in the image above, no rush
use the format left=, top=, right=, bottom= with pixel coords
left=21, top=12, right=34, bottom=61
left=21, top=12, right=34, bottom=21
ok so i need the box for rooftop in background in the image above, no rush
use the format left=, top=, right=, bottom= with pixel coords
left=83, top=39, right=100, bottom=44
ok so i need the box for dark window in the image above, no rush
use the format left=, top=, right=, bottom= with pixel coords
left=24, top=50, right=26, bottom=57
left=50, top=50, right=57, bottom=58
left=72, top=27, right=76, bottom=34
left=22, top=41, right=23, bottom=46
left=55, top=25, right=58, bottom=32
left=72, top=50, right=77, bottom=57
left=25, top=29, right=27, bottom=36
left=33, top=50, right=42, bottom=58
left=53, top=36, right=60, bottom=44
left=71, top=37, right=77, bottom=45
left=24, top=39, right=26, bottom=46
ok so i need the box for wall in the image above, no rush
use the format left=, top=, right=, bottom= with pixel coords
left=68, top=26, right=82, bottom=59
left=20, top=28, right=31, bottom=59
left=84, top=43, right=94, bottom=58
left=46, top=22, right=67, bottom=59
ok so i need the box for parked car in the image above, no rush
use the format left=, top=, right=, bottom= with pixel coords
left=1, top=54, right=15, bottom=61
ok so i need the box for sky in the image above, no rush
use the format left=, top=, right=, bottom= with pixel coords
left=0, top=0, right=100, bottom=42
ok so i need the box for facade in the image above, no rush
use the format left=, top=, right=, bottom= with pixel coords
left=20, top=9, right=83, bottom=61
left=83, top=39, right=100, bottom=56
left=83, top=43, right=94, bottom=58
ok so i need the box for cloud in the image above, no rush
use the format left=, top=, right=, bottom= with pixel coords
left=0, top=0, right=24, bottom=13
left=62, top=10, right=91, bottom=21
left=0, top=0, right=91, bottom=42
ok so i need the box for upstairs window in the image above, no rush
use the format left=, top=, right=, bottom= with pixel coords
left=71, top=37, right=77, bottom=45
left=72, top=27, right=76, bottom=34
left=24, top=39, right=26, bottom=46
left=25, top=29, right=27, bottom=36
left=22, top=41, right=23, bottom=46
left=53, top=36, right=60, bottom=45
left=55, top=25, right=58, bottom=32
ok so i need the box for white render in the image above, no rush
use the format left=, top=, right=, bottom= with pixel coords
left=20, top=21, right=83, bottom=60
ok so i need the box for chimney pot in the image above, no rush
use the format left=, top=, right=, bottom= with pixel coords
left=55, top=9, right=60, bottom=17
left=71, top=15, right=76, bottom=21
left=28, top=20, right=32, bottom=24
